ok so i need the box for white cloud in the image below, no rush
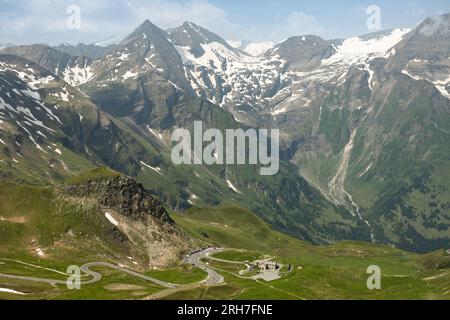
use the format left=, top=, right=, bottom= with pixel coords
left=267, top=11, right=332, bottom=42
left=226, top=11, right=332, bottom=43
left=407, top=2, right=427, bottom=17
left=0, top=0, right=242, bottom=45
left=126, top=0, right=241, bottom=39
left=1, top=1, right=434, bottom=45
left=4, top=1, right=325, bottom=45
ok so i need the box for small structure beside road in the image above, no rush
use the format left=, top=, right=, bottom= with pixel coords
left=253, top=259, right=280, bottom=272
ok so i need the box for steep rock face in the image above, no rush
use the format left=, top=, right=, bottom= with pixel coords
left=0, top=54, right=157, bottom=181
left=3, top=15, right=449, bottom=252
left=170, top=21, right=240, bottom=58
left=90, top=19, right=189, bottom=88
left=56, top=171, right=194, bottom=268
left=384, top=14, right=450, bottom=99
left=2, top=44, right=80, bottom=73
left=82, top=20, right=199, bottom=128
left=62, top=174, right=174, bottom=224
left=170, top=22, right=291, bottom=124
left=393, top=14, right=450, bottom=63
left=266, top=35, right=335, bottom=72
left=289, top=19, right=450, bottom=252
left=0, top=45, right=381, bottom=247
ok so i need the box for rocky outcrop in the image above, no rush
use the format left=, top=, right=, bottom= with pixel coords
left=53, top=171, right=196, bottom=269
left=62, top=175, right=174, bottom=224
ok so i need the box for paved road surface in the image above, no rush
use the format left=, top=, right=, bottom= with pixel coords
left=0, top=248, right=224, bottom=291
left=186, top=248, right=224, bottom=285
left=0, top=262, right=177, bottom=288
left=0, top=273, right=67, bottom=286
left=80, top=262, right=177, bottom=288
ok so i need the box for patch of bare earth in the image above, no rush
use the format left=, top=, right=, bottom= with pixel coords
left=0, top=216, right=28, bottom=223
left=104, top=283, right=148, bottom=291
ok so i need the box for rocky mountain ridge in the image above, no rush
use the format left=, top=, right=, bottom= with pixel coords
left=62, top=173, right=174, bottom=224
left=1, top=14, right=449, bottom=252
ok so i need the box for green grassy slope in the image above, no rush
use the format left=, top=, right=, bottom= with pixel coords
left=172, top=205, right=450, bottom=300
left=1, top=184, right=449, bottom=300
left=295, top=69, right=450, bottom=253
left=0, top=178, right=203, bottom=300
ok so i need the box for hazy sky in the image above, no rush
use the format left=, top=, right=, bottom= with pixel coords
left=0, top=0, right=449, bottom=45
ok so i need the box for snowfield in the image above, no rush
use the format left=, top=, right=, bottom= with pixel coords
left=174, top=28, right=416, bottom=116
left=243, top=42, right=274, bottom=56
left=323, top=28, right=411, bottom=66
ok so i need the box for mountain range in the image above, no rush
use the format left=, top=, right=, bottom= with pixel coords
left=1, top=14, right=449, bottom=253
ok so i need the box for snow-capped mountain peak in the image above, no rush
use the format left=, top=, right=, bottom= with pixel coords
left=170, top=21, right=238, bottom=59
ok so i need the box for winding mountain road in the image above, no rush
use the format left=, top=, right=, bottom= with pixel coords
left=0, top=261, right=178, bottom=288
left=186, top=248, right=225, bottom=286
left=0, top=273, right=67, bottom=286
left=80, top=262, right=177, bottom=288
left=0, top=248, right=223, bottom=290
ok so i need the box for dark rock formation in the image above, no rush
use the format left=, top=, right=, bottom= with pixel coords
left=62, top=175, right=174, bottom=224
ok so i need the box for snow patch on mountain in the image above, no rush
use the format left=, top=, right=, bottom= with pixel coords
left=227, top=40, right=274, bottom=56
left=63, top=65, right=94, bottom=86
left=140, top=161, right=163, bottom=175
left=176, top=40, right=287, bottom=110
left=123, top=70, right=138, bottom=80
left=244, top=42, right=275, bottom=56
left=227, top=40, right=242, bottom=48
left=402, top=69, right=450, bottom=99
left=118, top=52, right=130, bottom=61
left=147, top=126, right=163, bottom=140
left=323, top=28, right=411, bottom=66
left=226, top=179, right=241, bottom=194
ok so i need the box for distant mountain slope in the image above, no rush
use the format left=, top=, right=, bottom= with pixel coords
left=0, top=53, right=167, bottom=181
left=80, top=21, right=367, bottom=244
left=1, top=14, right=449, bottom=252
left=289, top=17, right=450, bottom=252
left=0, top=24, right=368, bottom=246
left=54, top=43, right=115, bottom=60
left=168, top=17, right=450, bottom=252
left=1, top=45, right=94, bottom=87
